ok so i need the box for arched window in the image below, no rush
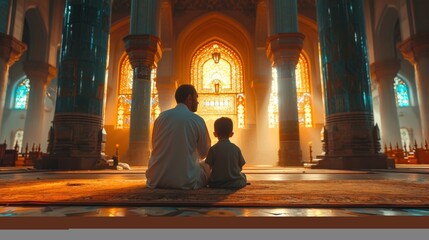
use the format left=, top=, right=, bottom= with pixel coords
left=268, top=53, right=312, bottom=128
left=14, top=78, right=30, bottom=109
left=394, top=76, right=410, bottom=107
left=116, top=54, right=159, bottom=129
left=191, top=41, right=245, bottom=128
left=13, top=129, right=24, bottom=152
left=400, top=127, right=411, bottom=148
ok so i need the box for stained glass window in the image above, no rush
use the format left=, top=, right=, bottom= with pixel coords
left=268, top=68, right=279, bottom=128
left=14, top=78, right=30, bottom=109
left=150, top=70, right=160, bottom=122
left=116, top=54, right=159, bottom=129
left=394, top=76, right=410, bottom=107
left=191, top=41, right=245, bottom=128
left=269, top=53, right=313, bottom=128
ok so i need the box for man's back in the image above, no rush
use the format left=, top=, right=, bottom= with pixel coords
left=146, top=103, right=211, bottom=189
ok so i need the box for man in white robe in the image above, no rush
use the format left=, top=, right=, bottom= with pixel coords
left=146, top=84, right=211, bottom=189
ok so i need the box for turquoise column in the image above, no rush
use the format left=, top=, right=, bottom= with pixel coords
left=315, top=0, right=390, bottom=169
left=124, top=0, right=162, bottom=166
left=0, top=0, right=10, bottom=33
left=266, top=0, right=303, bottom=166
left=49, top=0, right=111, bottom=169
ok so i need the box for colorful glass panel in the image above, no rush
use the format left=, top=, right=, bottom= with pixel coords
left=191, top=41, right=245, bottom=128
left=269, top=53, right=313, bottom=128
left=394, top=77, right=410, bottom=107
left=14, top=79, right=30, bottom=109
left=117, top=54, right=159, bottom=128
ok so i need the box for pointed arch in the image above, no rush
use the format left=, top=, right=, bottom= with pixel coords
left=116, top=53, right=133, bottom=129
left=191, top=40, right=245, bottom=128
left=24, top=7, right=48, bottom=61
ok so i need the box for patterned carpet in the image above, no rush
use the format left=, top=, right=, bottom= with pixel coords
left=2, top=178, right=429, bottom=207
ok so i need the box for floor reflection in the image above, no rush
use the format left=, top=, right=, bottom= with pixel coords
left=1, top=206, right=429, bottom=217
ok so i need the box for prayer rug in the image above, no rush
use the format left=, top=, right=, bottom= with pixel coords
left=1, top=178, right=429, bottom=207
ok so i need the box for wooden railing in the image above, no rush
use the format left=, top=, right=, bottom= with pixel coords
left=384, top=140, right=429, bottom=164
left=0, top=141, right=43, bottom=167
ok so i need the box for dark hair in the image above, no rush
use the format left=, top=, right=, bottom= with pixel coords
left=175, top=84, right=197, bottom=103
left=214, top=117, right=233, bottom=138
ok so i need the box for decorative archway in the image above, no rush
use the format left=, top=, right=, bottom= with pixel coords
left=191, top=40, right=245, bottom=129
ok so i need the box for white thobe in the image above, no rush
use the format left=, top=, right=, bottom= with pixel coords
left=146, top=103, right=211, bottom=189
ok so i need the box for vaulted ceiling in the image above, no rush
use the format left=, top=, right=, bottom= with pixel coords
left=111, top=0, right=317, bottom=24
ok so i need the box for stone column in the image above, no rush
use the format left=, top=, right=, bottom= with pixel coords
left=0, top=32, right=26, bottom=135
left=0, top=0, right=10, bottom=33
left=265, top=0, right=303, bottom=166
left=123, top=35, right=162, bottom=166
left=398, top=33, right=429, bottom=142
left=266, top=33, right=304, bottom=166
left=22, top=61, right=56, bottom=148
left=124, top=0, right=162, bottom=166
left=314, top=0, right=390, bottom=169
left=370, top=60, right=401, bottom=146
left=48, top=0, right=111, bottom=170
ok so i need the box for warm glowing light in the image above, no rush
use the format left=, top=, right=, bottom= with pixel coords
left=150, top=70, right=160, bottom=122
left=117, top=54, right=160, bottom=128
left=100, top=208, right=126, bottom=217
left=191, top=41, right=245, bottom=128
left=212, top=44, right=221, bottom=64
left=269, top=53, right=313, bottom=128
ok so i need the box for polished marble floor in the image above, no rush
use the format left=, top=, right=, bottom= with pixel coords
left=2, top=205, right=429, bottom=217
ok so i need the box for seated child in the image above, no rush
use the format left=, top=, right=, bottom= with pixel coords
left=205, top=117, right=247, bottom=188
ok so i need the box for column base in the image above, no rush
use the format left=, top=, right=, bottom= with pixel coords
left=126, top=141, right=150, bottom=166
left=312, top=154, right=395, bottom=170
left=42, top=113, right=102, bottom=170
left=278, top=141, right=302, bottom=166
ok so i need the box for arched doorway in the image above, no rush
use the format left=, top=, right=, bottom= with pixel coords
left=190, top=40, right=245, bottom=139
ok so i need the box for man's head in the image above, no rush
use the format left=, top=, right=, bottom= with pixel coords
left=214, top=117, right=234, bottom=139
left=175, top=84, right=199, bottom=112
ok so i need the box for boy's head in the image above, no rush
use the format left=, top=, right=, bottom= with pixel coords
left=214, top=117, right=234, bottom=139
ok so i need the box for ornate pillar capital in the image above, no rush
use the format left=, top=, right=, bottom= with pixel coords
left=123, top=34, right=163, bottom=166
left=398, top=33, right=429, bottom=65
left=266, top=32, right=305, bottom=67
left=23, top=61, right=57, bottom=86
left=370, top=60, right=401, bottom=84
left=123, top=34, right=163, bottom=69
left=0, top=32, right=27, bottom=65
